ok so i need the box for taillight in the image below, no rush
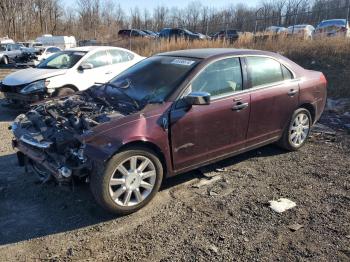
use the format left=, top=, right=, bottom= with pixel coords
left=320, top=73, right=327, bottom=86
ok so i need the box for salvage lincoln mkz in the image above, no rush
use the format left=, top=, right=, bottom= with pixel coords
left=11, top=49, right=327, bottom=214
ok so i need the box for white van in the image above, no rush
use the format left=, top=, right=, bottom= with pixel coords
left=0, top=37, right=15, bottom=44
left=35, top=34, right=77, bottom=49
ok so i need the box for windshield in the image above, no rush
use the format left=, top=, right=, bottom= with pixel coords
left=0, top=45, right=6, bottom=51
left=101, top=56, right=200, bottom=105
left=37, top=51, right=87, bottom=69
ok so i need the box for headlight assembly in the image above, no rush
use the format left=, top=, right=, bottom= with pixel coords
left=20, top=80, right=50, bottom=95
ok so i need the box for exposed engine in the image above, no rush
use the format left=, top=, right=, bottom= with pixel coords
left=11, top=90, right=134, bottom=182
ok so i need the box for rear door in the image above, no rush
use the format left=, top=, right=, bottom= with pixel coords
left=170, top=57, right=251, bottom=172
left=244, top=56, right=299, bottom=146
left=107, top=49, right=138, bottom=80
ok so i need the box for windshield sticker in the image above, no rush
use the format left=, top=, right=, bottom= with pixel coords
left=171, top=59, right=195, bottom=66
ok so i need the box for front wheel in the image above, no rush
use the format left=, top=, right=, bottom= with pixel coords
left=278, top=108, right=312, bottom=151
left=90, top=147, right=163, bottom=215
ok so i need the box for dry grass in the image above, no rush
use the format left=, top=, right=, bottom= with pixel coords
left=113, top=36, right=350, bottom=98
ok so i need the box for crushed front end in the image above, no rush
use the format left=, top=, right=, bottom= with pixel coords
left=10, top=91, right=128, bottom=183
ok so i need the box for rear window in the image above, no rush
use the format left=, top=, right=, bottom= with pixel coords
left=282, top=65, right=293, bottom=80
left=246, top=56, right=284, bottom=87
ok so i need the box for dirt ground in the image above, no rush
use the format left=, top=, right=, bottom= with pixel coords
left=0, top=70, right=349, bottom=261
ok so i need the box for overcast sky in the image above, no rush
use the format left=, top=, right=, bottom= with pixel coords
left=63, top=0, right=260, bottom=11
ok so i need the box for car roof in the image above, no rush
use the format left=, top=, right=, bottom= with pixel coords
left=66, top=46, right=131, bottom=53
left=322, top=19, right=346, bottom=22
left=157, top=48, right=281, bottom=59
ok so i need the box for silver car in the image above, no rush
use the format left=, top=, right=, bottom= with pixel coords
left=0, top=43, right=23, bottom=64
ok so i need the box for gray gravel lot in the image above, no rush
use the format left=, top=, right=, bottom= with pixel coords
left=0, top=68, right=349, bottom=261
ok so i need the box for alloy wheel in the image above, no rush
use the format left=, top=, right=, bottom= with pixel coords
left=289, top=112, right=310, bottom=147
left=109, top=155, right=157, bottom=207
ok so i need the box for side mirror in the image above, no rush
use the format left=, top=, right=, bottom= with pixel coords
left=184, top=92, right=210, bottom=106
left=78, top=63, right=93, bottom=71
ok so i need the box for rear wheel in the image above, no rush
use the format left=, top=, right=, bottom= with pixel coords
left=278, top=108, right=312, bottom=151
left=90, top=147, right=163, bottom=215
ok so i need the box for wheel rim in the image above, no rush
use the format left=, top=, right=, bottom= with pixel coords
left=289, top=112, right=310, bottom=147
left=109, top=155, right=157, bottom=207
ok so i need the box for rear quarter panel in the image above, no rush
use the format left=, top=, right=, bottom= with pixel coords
left=298, top=70, right=327, bottom=123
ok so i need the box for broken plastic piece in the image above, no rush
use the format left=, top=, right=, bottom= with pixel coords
left=269, top=198, right=296, bottom=213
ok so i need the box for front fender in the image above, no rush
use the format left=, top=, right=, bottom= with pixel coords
left=84, top=135, right=167, bottom=163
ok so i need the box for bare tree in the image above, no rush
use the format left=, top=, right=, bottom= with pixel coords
left=0, top=0, right=349, bottom=42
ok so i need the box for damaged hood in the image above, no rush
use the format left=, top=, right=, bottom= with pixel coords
left=11, top=91, right=137, bottom=150
left=2, top=67, right=68, bottom=86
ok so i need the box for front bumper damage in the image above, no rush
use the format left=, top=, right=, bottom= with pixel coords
left=0, top=83, right=47, bottom=105
left=9, top=92, right=131, bottom=183
left=12, top=138, right=91, bottom=182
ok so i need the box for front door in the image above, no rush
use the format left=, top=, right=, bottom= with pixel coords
left=170, top=57, right=251, bottom=172
left=77, top=50, right=113, bottom=90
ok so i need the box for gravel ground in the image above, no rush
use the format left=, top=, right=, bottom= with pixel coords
left=0, top=70, right=349, bottom=261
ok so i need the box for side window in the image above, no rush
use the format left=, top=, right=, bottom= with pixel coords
left=170, top=29, right=178, bottom=36
left=84, top=51, right=110, bottom=68
left=131, top=30, right=139, bottom=36
left=191, top=57, right=243, bottom=97
left=281, top=64, right=293, bottom=80
left=109, top=49, right=134, bottom=64
left=246, top=56, right=284, bottom=87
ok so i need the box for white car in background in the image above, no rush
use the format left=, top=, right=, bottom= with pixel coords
left=265, top=26, right=287, bottom=34
left=0, top=46, right=144, bottom=106
left=287, top=24, right=315, bottom=39
left=34, top=46, right=62, bottom=66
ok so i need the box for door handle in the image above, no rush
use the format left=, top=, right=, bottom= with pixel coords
left=288, top=89, right=298, bottom=96
left=232, top=102, right=249, bottom=111
left=105, top=71, right=113, bottom=74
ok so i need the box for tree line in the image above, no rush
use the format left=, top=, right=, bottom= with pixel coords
left=0, top=0, right=349, bottom=41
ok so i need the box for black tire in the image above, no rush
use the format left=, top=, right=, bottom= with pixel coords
left=2, top=56, right=9, bottom=65
left=55, top=87, right=75, bottom=97
left=278, top=108, right=312, bottom=151
left=90, top=147, right=163, bottom=215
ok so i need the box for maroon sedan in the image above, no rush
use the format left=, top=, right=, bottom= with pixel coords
left=11, top=48, right=327, bottom=214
